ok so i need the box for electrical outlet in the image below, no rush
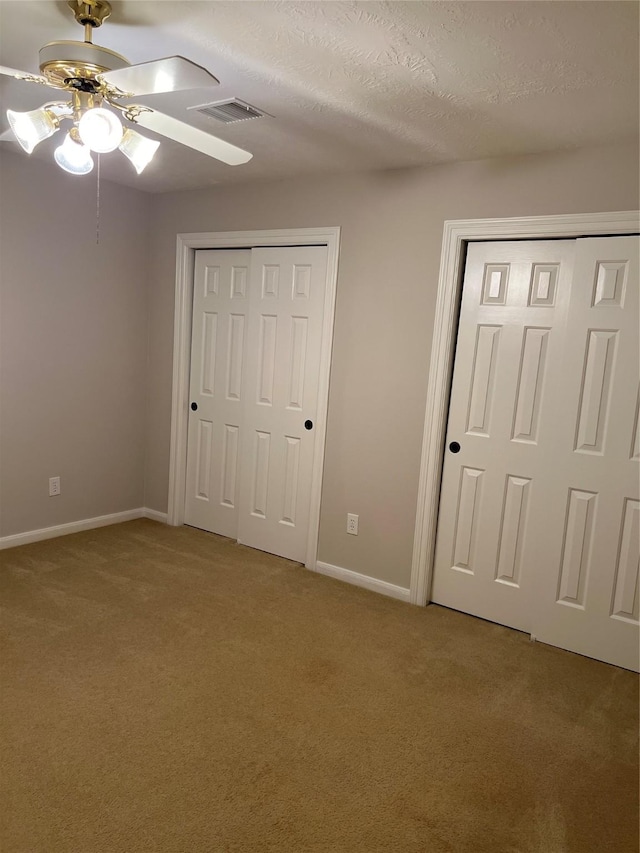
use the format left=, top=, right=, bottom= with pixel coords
left=346, top=513, right=359, bottom=535
left=49, top=476, right=61, bottom=496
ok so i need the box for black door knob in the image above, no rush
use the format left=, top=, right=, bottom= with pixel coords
left=304, top=420, right=313, bottom=430
left=191, top=402, right=198, bottom=411
left=449, top=441, right=461, bottom=453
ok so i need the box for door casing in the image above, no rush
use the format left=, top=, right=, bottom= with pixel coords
left=410, top=211, right=640, bottom=606
left=168, top=227, right=341, bottom=570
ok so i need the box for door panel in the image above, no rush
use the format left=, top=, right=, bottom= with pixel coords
left=432, top=241, right=576, bottom=633
left=238, top=247, right=327, bottom=561
left=532, top=237, right=639, bottom=670
left=185, top=250, right=250, bottom=537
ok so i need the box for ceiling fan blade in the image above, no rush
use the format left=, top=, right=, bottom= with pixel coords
left=0, top=65, right=56, bottom=87
left=100, top=56, right=219, bottom=97
left=127, top=107, right=252, bottom=166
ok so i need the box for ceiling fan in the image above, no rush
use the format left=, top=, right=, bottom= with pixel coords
left=1, top=0, right=252, bottom=175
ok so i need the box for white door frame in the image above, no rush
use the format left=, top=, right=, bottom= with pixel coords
left=168, top=227, right=341, bottom=569
left=410, top=210, right=640, bottom=606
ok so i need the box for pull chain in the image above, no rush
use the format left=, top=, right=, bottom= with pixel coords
left=96, top=153, right=101, bottom=245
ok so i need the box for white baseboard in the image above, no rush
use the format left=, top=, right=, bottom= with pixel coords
left=143, top=508, right=168, bottom=524
left=313, top=561, right=411, bottom=603
left=0, top=507, right=168, bottom=550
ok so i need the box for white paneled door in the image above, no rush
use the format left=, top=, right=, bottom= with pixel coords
left=185, top=250, right=251, bottom=538
left=432, top=237, right=639, bottom=671
left=184, top=245, right=328, bottom=563
left=237, top=247, right=327, bottom=560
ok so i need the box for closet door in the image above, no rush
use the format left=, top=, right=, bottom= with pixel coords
left=431, top=236, right=639, bottom=671
left=237, top=246, right=328, bottom=562
left=532, top=237, right=639, bottom=670
left=432, top=240, right=576, bottom=633
left=184, top=250, right=250, bottom=538
left=185, top=245, right=329, bottom=564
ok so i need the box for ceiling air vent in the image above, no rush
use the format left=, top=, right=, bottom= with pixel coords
left=189, top=99, right=267, bottom=124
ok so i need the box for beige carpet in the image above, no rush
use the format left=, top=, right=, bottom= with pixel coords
left=0, top=520, right=637, bottom=853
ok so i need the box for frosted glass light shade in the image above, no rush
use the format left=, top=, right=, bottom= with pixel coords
left=78, top=107, right=123, bottom=153
left=7, top=107, right=58, bottom=153
left=54, top=133, right=94, bottom=175
left=119, top=128, right=159, bottom=174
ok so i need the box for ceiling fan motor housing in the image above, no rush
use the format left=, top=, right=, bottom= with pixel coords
left=39, top=40, right=130, bottom=89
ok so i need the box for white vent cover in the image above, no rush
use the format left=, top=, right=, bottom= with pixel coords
left=189, top=99, right=266, bottom=124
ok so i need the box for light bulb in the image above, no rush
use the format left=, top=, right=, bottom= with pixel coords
left=119, top=128, right=160, bottom=174
left=78, top=107, right=123, bottom=153
left=7, top=107, right=58, bottom=153
left=54, top=133, right=94, bottom=175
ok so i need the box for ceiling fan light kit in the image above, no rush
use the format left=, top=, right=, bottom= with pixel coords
left=54, top=131, right=94, bottom=175
left=78, top=106, right=123, bottom=152
left=6, top=106, right=59, bottom=154
left=2, top=0, right=252, bottom=176
left=119, top=128, right=160, bottom=175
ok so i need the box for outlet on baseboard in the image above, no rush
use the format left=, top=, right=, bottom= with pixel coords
left=49, top=476, right=61, bottom=497
left=346, top=513, right=359, bottom=535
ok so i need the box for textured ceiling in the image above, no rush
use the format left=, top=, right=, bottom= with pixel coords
left=0, top=1, right=638, bottom=193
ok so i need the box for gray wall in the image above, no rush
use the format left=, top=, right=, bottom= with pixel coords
left=0, top=151, right=151, bottom=537
left=145, top=141, right=639, bottom=589
left=1, top=142, right=637, bottom=590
